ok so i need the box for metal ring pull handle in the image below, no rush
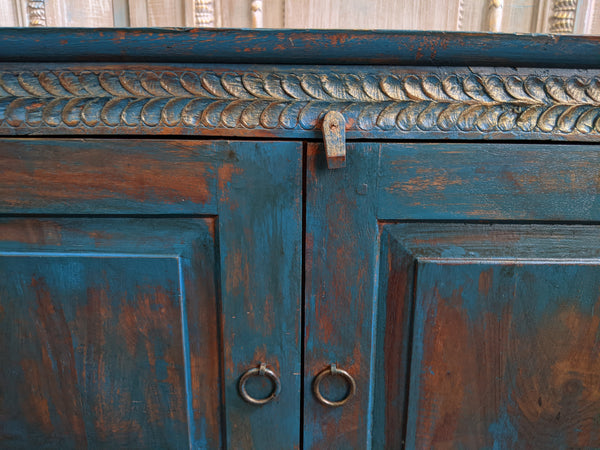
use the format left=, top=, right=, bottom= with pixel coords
left=313, top=364, right=356, bottom=407
left=238, top=363, right=281, bottom=405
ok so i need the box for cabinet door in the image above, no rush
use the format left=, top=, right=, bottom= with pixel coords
left=0, top=139, right=302, bottom=449
left=305, top=142, right=600, bottom=448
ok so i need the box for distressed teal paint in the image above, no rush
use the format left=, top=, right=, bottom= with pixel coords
left=0, top=256, right=185, bottom=448
left=0, top=140, right=302, bottom=449
left=304, top=143, right=380, bottom=448
left=0, top=218, right=218, bottom=448
left=1, top=29, right=600, bottom=449
left=409, top=262, right=600, bottom=447
left=0, top=139, right=221, bottom=215
left=0, top=29, right=599, bottom=68
left=379, top=143, right=600, bottom=221
left=217, top=141, right=302, bottom=449
left=370, top=229, right=415, bottom=448
left=488, top=401, right=519, bottom=449
left=377, top=224, right=600, bottom=448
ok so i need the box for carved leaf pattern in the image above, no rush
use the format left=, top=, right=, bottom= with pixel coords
left=0, top=69, right=599, bottom=135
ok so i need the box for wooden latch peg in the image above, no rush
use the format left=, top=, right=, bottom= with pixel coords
left=322, top=111, right=346, bottom=169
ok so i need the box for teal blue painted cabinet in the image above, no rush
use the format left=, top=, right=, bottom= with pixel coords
left=305, top=143, right=600, bottom=448
left=0, top=140, right=302, bottom=449
left=1, top=29, right=600, bottom=449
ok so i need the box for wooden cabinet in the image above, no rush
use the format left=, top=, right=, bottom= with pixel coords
left=0, top=140, right=302, bottom=448
left=1, top=30, right=600, bottom=449
left=305, top=143, right=600, bottom=448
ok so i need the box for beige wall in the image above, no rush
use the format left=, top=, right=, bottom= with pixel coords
left=0, top=0, right=598, bottom=33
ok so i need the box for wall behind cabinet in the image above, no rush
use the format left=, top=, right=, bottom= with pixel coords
left=1, top=0, right=598, bottom=33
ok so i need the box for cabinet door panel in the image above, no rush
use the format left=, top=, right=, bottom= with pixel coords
left=306, top=142, right=600, bottom=449
left=0, top=218, right=218, bottom=449
left=0, top=139, right=302, bottom=449
left=382, top=224, right=600, bottom=448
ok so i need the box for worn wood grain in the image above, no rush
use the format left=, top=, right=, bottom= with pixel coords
left=378, top=224, right=600, bottom=448
left=0, top=139, right=219, bottom=214
left=0, top=29, right=599, bottom=449
left=0, top=29, right=599, bottom=68
left=379, top=143, right=600, bottom=221
left=304, top=143, right=380, bottom=448
left=308, top=142, right=600, bottom=447
left=0, top=218, right=221, bottom=448
left=0, top=139, right=302, bottom=448
left=217, top=141, right=302, bottom=449
left=370, top=229, right=414, bottom=448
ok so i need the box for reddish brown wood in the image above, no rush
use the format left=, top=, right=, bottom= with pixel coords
left=379, top=224, right=600, bottom=448
left=304, top=143, right=380, bottom=448
left=0, top=218, right=219, bottom=448
left=0, top=139, right=302, bottom=449
left=0, top=139, right=219, bottom=214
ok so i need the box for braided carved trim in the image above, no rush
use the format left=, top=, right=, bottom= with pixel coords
left=194, top=0, right=215, bottom=27
left=27, top=0, right=46, bottom=27
left=0, top=69, right=599, bottom=135
left=550, top=0, right=578, bottom=33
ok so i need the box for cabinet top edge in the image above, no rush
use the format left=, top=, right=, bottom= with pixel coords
left=0, top=28, right=599, bottom=68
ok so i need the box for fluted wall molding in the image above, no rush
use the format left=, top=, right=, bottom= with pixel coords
left=487, top=0, right=504, bottom=32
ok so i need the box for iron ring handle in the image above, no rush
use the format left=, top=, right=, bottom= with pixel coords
left=313, top=364, right=356, bottom=407
left=238, top=363, right=281, bottom=405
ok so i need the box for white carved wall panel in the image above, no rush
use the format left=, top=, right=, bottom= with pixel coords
left=0, top=0, right=598, bottom=33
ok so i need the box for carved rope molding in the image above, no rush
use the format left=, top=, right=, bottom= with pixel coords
left=550, top=0, right=578, bottom=33
left=1, top=69, right=600, bottom=136
left=27, top=0, right=47, bottom=27
left=194, top=0, right=215, bottom=27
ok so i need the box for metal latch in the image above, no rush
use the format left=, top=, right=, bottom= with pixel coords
left=322, top=111, right=346, bottom=169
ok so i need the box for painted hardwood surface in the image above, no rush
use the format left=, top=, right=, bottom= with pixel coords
left=0, top=218, right=220, bottom=448
left=379, top=142, right=600, bottom=220
left=304, top=143, right=380, bottom=448
left=217, top=140, right=302, bottom=449
left=1, top=30, right=600, bottom=450
left=0, top=139, right=220, bottom=214
left=377, top=224, right=600, bottom=448
left=306, top=143, right=600, bottom=448
left=411, top=262, right=600, bottom=447
left=0, top=139, right=302, bottom=449
left=1, top=0, right=599, bottom=33
left=1, top=29, right=600, bottom=67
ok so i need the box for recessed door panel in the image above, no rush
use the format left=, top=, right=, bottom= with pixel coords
left=0, top=218, right=218, bottom=449
left=409, top=260, right=600, bottom=448
left=378, top=223, right=600, bottom=449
